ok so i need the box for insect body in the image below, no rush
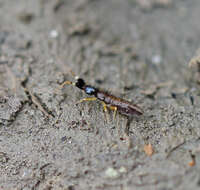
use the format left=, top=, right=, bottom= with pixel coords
left=61, top=77, right=143, bottom=119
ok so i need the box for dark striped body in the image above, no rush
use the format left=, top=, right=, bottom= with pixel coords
left=96, top=91, right=143, bottom=116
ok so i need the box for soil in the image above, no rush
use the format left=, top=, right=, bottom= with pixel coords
left=1, top=0, right=200, bottom=189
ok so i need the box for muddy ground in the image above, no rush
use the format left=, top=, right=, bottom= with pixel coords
left=1, top=0, right=200, bottom=189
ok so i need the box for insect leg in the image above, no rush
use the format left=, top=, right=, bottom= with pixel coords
left=109, top=106, right=117, bottom=120
left=76, top=97, right=97, bottom=104
left=101, top=101, right=109, bottom=122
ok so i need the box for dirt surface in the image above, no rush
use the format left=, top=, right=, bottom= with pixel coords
left=1, top=0, right=200, bottom=189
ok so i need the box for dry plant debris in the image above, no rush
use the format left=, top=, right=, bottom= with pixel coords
left=144, top=143, right=154, bottom=156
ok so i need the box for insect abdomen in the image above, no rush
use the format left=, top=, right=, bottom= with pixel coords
left=96, top=91, right=143, bottom=116
left=117, top=104, right=143, bottom=116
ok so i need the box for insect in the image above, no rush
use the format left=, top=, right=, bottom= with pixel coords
left=60, top=75, right=143, bottom=120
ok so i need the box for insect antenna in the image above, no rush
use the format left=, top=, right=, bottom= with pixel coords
left=60, top=80, right=74, bottom=89
left=59, top=66, right=81, bottom=89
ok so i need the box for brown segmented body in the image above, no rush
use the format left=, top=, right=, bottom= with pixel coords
left=96, top=91, right=143, bottom=116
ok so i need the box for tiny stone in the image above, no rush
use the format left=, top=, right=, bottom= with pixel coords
left=61, top=136, right=67, bottom=142
left=50, top=30, right=59, bottom=38
left=104, top=167, right=119, bottom=179
left=118, top=166, right=127, bottom=173
left=152, top=54, right=162, bottom=64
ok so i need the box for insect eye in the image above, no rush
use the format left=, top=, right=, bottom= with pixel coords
left=76, top=78, right=85, bottom=89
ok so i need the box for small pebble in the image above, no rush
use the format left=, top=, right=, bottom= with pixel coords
left=118, top=166, right=127, bottom=173
left=104, top=167, right=119, bottom=179
left=152, top=54, right=162, bottom=65
left=50, top=30, right=59, bottom=38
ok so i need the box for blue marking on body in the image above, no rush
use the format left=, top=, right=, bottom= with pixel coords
left=85, top=86, right=95, bottom=94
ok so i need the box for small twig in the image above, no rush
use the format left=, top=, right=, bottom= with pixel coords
left=24, top=88, right=52, bottom=118
left=166, top=141, right=185, bottom=158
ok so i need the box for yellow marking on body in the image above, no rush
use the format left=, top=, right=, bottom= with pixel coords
left=76, top=97, right=97, bottom=104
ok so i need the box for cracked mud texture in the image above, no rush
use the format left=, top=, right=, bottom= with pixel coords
left=1, top=0, right=200, bottom=189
